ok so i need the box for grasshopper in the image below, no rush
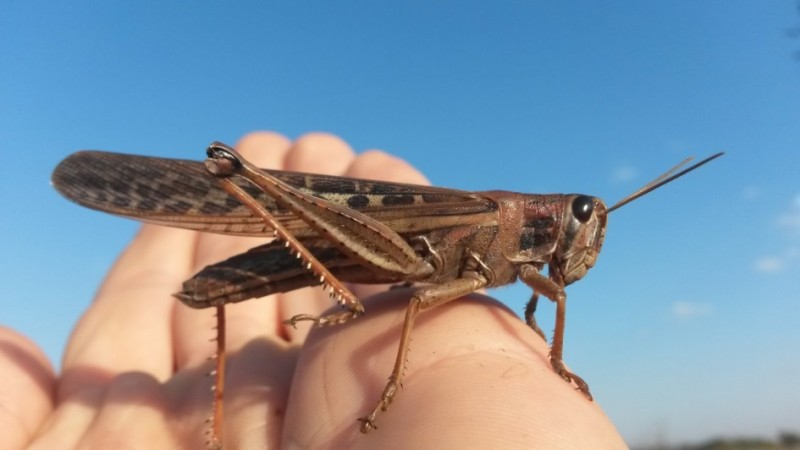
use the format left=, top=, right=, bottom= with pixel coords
left=52, top=142, right=722, bottom=443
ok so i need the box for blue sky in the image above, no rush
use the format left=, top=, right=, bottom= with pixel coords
left=2, top=1, right=799, bottom=445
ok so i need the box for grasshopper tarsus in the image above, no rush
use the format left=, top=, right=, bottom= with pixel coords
left=358, top=378, right=399, bottom=433
left=283, top=314, right=314, bottom=328
left=550, top=358, right=593, bottom=400
left=284, top=309, right=364, bottom=328
left=358, top=417, right=378, bottom=434
left=529, top=323, right=547, bottom=343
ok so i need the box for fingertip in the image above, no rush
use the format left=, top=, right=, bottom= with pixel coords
left=347, top=150, right=429, bottom=185
left=0, top=327, right=56, bottom=447
left=284, top=132, right=356, bottom=175
left=234, top=132, right=292, bottom=169
left=236, top=131, right=291, bottom=151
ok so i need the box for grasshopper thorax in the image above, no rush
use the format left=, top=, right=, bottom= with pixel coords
left=555, top=195, right=608, bottom=285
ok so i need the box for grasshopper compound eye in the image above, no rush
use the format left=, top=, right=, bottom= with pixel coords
left=572, top=195, right=594, bottom=223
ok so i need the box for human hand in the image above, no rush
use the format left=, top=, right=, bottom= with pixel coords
left=3, top=132, right=626, bottom=449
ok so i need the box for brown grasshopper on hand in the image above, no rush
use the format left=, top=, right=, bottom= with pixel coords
left=52, top=142, right=723, bottom=444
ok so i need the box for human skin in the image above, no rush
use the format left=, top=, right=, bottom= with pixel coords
left=1, top=132, right=626, bottom=449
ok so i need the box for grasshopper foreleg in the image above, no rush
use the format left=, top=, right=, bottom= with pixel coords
left=519, top=264, right=592, bottom=400
left=524, top=291, right=547, bottom=342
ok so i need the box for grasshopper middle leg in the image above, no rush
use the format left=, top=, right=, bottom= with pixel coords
left=358, top=274, right=488, bottom=433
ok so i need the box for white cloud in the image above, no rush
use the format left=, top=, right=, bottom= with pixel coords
left=742, top=186, right=760, bottom=201
left=753, top=195, right=800, bottom=274
left=753, top=256, right=785, bottom=273
left=611, top=165, right=638, bottom=183
left=777, top=213, right=800, bottom=231
left=671, top=301, right=713, bottom=319
left=776, top=194, right=800, bottom=233
left=665, top=139, right=692, bottom=154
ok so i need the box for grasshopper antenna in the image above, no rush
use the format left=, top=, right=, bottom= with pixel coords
left=608, top=152, right=724, bottom=213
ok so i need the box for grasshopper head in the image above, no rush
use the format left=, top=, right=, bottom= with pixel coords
left=555, top=195, right=608, bottom=285
left=552, top=152, right=724, bottom=286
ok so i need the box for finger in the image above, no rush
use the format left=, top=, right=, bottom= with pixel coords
left=284, top=291, right=625, bottom=448
left=278, top=133, right=356, bottom=343
left=62, top=224, right=196, bottom=393
left=73, top=373, right=179, bottom=449
left=348, top=149, right=429, bottom=185
left=0, top=328, right=55, bottom=450
left=173, top=132, right=293, bottom=369
left=283, top=132, right=357, bottom=175
left=26, top=386, right=103, bottom=450
left=32, top=225, right=192, bottom=445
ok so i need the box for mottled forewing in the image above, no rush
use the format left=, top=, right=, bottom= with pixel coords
left=52, top=151, right=495, bottom=237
